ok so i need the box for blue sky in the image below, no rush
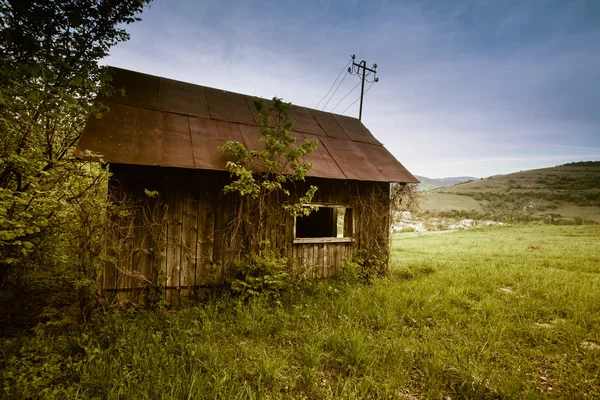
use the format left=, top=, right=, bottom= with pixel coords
left=106, top=0, right=600, bottom=178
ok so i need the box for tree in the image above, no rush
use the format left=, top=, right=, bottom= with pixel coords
left=220, top=97, right=318, bottom=246
left=0, top=0, right=150, bottom=300
left=219, top=98, right=318, bottom=298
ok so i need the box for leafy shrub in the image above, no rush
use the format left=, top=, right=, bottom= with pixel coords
left=560, top=161, right=600, bottom=167
left=339, top=256, right=362, bottom=283
left=231, top=250, right=292, bottom=301
left=340, top=249, right=387, bottom=283
left=1, top=321, right=96, bottom=398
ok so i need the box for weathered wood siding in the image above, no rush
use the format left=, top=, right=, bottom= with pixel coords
left=104, top=164, right=390, bottom=301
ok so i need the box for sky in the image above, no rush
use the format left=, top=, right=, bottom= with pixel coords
left=105, top=0, right=600, bottom=178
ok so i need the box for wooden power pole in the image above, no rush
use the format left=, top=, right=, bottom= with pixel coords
left=348, top=54, right=379, bottom=121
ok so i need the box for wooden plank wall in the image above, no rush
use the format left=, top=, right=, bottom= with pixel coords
left=284, top=178, right=390, bottom=278
left=104, top=165, right=390, bottom=301
left=105, top=165, right=224, bottom=302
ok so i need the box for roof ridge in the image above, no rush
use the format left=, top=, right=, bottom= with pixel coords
left=106, top=66, right=363, bottom=122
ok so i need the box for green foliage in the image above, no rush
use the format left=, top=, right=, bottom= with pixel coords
left=218, top=97, right=319, bottom=294
left=340, top=249, right=387, bottom=283
left=560, top=161, right=600, bottom=167
left=220, top=97, right=318, bottom=217
left=231, top=248, right=292, bottom=301
left=0, top=0, right=151, bottom=322
left=339, top=256, right=362, bottom=283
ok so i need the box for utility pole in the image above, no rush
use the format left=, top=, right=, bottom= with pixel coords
left=348, top=54, right=379, bottom=121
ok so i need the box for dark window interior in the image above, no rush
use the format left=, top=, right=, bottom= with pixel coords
left=295, top=206, right=352, bottom=238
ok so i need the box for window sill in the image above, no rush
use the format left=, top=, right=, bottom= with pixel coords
left=293, top=237, right=355, bottom=244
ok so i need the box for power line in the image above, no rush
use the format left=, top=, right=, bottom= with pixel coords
left=364, top=72, right=376, bottom=84
left=321, top=71, right=348, bottom=110
left=315, top=60, right=351, bottom=109
left=341, top=81, right=375, bottom=115
left=330, top=80, right=361, bottom=113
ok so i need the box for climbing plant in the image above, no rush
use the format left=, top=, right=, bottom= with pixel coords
left=219, top=97, right=318, bottom=298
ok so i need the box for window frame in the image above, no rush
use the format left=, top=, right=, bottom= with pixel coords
left=292, top=203, right=355, bottom=244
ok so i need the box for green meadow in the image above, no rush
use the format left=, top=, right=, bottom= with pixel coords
left=419, top=162, right=600, bottom=224
left=2, top=225, right=600, bottom=399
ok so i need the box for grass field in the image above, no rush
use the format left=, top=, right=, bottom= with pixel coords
left=2, top=226, right=600, bottom=399
left=419, top=191, right=485, bottom=213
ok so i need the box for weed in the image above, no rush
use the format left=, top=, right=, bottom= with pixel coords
left=230, top=249, right=292, bottom=301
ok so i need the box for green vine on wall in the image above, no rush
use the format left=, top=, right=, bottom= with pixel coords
left=220, top=97, right=318, bottom=215
left=219, top=97, right=319, bottom=299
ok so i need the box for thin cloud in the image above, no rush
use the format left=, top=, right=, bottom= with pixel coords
left=106, top=0, right=600, bottom=177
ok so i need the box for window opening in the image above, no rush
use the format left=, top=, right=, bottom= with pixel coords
left=294, top=205, right=353, bottom=243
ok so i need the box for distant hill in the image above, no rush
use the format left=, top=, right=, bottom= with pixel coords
left=415, top=175, right=479, bottom=191
left=418, top=162, right=600, bottom=224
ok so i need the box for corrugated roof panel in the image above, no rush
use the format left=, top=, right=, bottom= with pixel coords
left=294, top=133, right=346, bottom=180
left=246, top=98, right=325, bottom=137
left=237, top=124, right=270, bottom=172
left=159, top=113, right=194, bottom=168
left=206, top=88, right=255, bottom=126
left=356, top=143, right=419, bottom=183
left=77, top=68, right=417, bottom=183
left=230, top=127, right=344, bottom=179
left=318, top=136, right=383, bottom=181
left=288, top=106, right=326, bottom=136
left=310, top=109, right=350, bottom=140
left=110, top=68, right=159, bottom=110
left=238, top=124, right=262, bottom=152
left=76, top=101, right=162, bottom=166
left=161, top=130, right=194, bottom=169
left=159, top=109, right=190, bottom=133
left=189, top=118, right=244, bottom=170
left=246, top=96, right=263, bottom=124
left=158, top=77, right=210, bottom=118
left=332, top=113, right=381, bottom=145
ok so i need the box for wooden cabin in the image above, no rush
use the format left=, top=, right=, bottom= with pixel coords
left=76, top=67, right=417, bottom=301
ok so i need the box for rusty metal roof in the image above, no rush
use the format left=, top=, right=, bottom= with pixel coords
left=76, top=67, right=418, bottom=183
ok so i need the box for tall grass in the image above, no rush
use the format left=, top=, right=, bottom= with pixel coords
left=2, top=226, right=599, bottom=399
